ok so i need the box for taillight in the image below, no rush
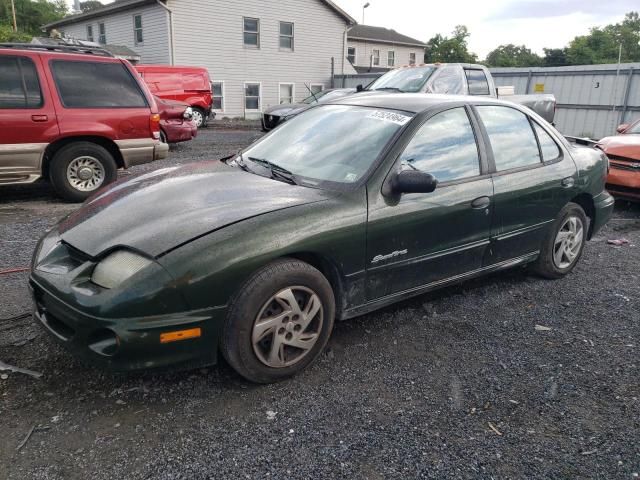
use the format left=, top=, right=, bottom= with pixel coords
left=150, top=114, right=161, bottom=139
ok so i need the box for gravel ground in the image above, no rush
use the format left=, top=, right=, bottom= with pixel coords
left=1, top=128, right=639, bottom=479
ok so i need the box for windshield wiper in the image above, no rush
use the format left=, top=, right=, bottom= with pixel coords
left=374, top=87, right=406, bottom=93
left=247, top=157, right=298, bottom=185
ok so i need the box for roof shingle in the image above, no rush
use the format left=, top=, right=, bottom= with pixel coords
left=347, top=25, right=426, bottom=48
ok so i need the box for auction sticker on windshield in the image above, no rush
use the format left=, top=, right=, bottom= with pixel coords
left=367, top=110, right=411, bottom=126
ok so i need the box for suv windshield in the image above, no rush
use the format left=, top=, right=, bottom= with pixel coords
left=368, top=66, right=437, bottom=93
left=240, top=105, right=412, bottom=185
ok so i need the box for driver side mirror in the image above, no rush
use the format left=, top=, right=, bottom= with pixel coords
left=616, top=124, right=629, bottom=134
left=356, top=84, right=364, bottom=92
left=385, top=170, right=438, bottom=196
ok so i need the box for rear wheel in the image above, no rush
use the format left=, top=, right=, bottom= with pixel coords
left=221, top=259, right=335, bottom=383
left=191, top=107, right=206, bottom=128
left=159, top=129, right=168, bottom=144
left=49, top=142, right=118, bottom=202
left=532, top=202, right=588, bottom=279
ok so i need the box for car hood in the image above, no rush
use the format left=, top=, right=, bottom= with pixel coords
left=57, top=161, right=330, bottom=258
left=263, top=103, right=309, bottom=117
left=597, top=135, right=640, bottom=161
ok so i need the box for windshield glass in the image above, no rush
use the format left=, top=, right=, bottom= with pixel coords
left=368, top=66, right=437, bottom=93
left=241, top=105, right=412, bottom=185
left=628, top=121, right=640, bottom=134
left=301, top=90, right=331, bottom=104
left=301, top=89, right=354, bottom=105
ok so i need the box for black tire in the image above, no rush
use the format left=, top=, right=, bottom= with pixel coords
left=221, top=258, right=335, bottom=384
left=192, top=107, right=206, bottom=128
left=49, top=142, right=118, bottom=202
left=159, top=129, right=168, bottom=144
left=532, top=202, right=589, bottom=279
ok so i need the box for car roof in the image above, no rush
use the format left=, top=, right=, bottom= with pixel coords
left=329, top=93, right=518, bottom=114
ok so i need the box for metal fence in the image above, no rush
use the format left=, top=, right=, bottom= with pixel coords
left=334, top=63, right=640, bottom=139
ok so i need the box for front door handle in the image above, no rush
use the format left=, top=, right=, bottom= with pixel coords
left=561, top=177, right=575, bottom=188
left=471, top=196, right=491, bottom=209
left=31, top=115, right=48, bottom=122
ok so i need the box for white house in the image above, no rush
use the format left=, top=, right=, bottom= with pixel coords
left=45, top=0, right=357, bottom=118
left=347, top=24, right=426, bottom=73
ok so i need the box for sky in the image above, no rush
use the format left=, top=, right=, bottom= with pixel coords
left=64, top=0, right=637, bottom=58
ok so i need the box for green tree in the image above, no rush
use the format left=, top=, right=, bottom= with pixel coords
left=80, top=1, right=103, bottom=13
left=0, top=24, right=31, bottom=42
left=0, top=0, right=67, bottom=37
left=426, top=25, right=478, bottom=63
left=542, top=48, right=568, bottom=67
left=485, top=44, right=542, bottom=67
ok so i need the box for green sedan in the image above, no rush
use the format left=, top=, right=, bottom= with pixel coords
left=30, top=94, right=614, bottom=383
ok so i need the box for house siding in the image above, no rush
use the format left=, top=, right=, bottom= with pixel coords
left=348, top=39, right=425, bottom=70
left=56, top=4, right=170, bottom=65
left=167, top=0, right=355, bottom=118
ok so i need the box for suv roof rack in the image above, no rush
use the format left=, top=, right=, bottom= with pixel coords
left=0, top=43, right=115, bottom=57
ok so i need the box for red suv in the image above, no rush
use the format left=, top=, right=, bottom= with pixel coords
left=135, top=65, right=214, bottom=128
left=0, top=44, right=168, bottom=202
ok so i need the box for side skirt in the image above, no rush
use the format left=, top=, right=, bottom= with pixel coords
left=340, top=252, right=539, bottom=320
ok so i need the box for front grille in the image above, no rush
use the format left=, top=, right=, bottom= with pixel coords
left=606, top=184, right=640, bottom=196
left=610, top=161, right=640, bottom=172
left=262, top=114, right=280, bottom=129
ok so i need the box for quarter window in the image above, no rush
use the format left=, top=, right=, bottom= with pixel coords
left=98, top=22, right=106, bottom=44
left=477, top=106, right=541, bottom=171
left=86, top=25, right=94, bottom=42
left=244, top=82, right=261, bottom=110
left=279, top=22, right=294, bottom=50
left=51, top=60, right=147, bottom=108
left=133, top=15, right=143, bottom=45
left=533, top=122, right=561, bottom=161
left=400, top=107, right=480, bottom=183
left=243, top=18, right=260, bottom=47
left=279, top=83, right=294, bottom=104
left=409, top=52, right=416, bottom=65
left=465, top=69, right=490, bottom=95
left=347, top=47, right=356, bottom=64
left=0, top=56, right=43, bottom=109
left=387, top=50, right=395, bottom=67
left=212, top=81, right=224, bottom=110
left=372, top=49, right=380, bottom=66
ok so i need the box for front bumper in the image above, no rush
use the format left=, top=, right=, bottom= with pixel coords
left=29, top=277, right=226, bottom=372
left=606, top=164, right=640, bottom=201
left=163, top=120, right=198, bottom=144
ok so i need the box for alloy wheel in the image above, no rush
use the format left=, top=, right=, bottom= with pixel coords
left=192, top=109, right=204, bottom=128
left=553, top=215, right=584, bottom=269
left=66, top=156, right=106, bottom=192
left=252, top=286, right=324, bottom=368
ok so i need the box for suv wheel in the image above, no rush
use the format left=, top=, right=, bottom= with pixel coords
left=49, top=142, right=118, bottom=202
left=221, top=258, right=335, bottom=383
left=191, top=107, right=205, bottom=128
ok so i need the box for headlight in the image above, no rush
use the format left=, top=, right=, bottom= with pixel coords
left=92, top=250, right=153, bottom=289
left=183, top=107, right=194, bottom=120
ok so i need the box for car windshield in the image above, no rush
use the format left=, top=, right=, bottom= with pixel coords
left=240, top=105, right=412, bottom=185
left=628, top=121, right=640, bottom=134
left=301, top=90, right=331, bottom=104
left=368, top=66, right=437, bottom=93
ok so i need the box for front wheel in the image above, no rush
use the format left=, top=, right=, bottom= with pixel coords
left=221, top=259, right=335, bottom=383
left=532, top=202, right=588, bottom=279
left=191, top=107, right=206, bottom=128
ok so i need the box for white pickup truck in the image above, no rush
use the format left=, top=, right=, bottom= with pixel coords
left=357, top=63, right=556, bottom=124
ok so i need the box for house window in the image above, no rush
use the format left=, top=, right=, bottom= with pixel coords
left=244, top=82, right=261, bottom=110
left=133, top=15, right=143, bottom=45
left=279, top=22, right=294, bottom=50
left=409, top=52, right=416, bottom=65
left=310, top=84, right=324, bottom=95
left=387, top=50, right=395, bottom=67
left=279, top=83, right=294, bottom=104
left=86, top=25, right=94, bottom=42
left=372, top=49, right=380, bottom=66
left=243, top=17, right=259, bottom=47
left=98, top=23, right=106, bottom=44
left=212, top=81, right=224, bottom=111
left=347, top=46, right=356, bottom=64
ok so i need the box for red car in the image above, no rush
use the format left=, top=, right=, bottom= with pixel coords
left=598, top=119, right=640, bottom=201
left=155, top=96, right=197, bottom=145
left=136, top=65, right=213, bottom=129
left=0, top=43, right=168, bottom=202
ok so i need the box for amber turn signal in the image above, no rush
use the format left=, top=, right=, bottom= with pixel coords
left=160, top=327, right=201, bottom=344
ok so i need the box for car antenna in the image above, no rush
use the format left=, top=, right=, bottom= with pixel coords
left=304, top=83, right=318, bottom=103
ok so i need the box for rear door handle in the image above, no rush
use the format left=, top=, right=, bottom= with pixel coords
left=561, top=177, right=575, bottom=188
left=471, top=196, right=491, bottom=209
left=31, top=115, right=48, bottom=122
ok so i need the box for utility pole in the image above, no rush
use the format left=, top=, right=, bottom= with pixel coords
left=11, top=0, right=18, bottom=32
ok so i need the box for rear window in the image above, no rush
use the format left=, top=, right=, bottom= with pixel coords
left=465, top=69, right=490, bottom=95
left=51, top=60, right=147, bottom=108
left=0, top=56, right=43, bottom=109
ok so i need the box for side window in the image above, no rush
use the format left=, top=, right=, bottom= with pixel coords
left=476, top=106, right=541, bottom=171
left=0, top=56, right=43, bottom=109
left=465, top=69, right=490, bottom=95
left=400, top=107, right=481, bottom=183
left=533, top=122, right=561, bottom=161
left=431, top=66, right=464, bottom=95
left=51, top=60, right=147, bottom=108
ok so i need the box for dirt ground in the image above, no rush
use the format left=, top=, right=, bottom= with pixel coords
left=1, top=128, right=639, bottom=479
